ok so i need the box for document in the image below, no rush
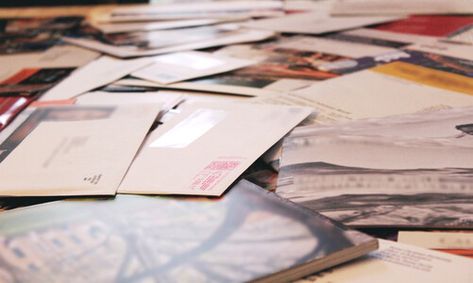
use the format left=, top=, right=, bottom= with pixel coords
left=40, top=55, right=153, bottom=101
left=253, top=56, right=473, bottom=125
left=242, top=12, right=401, bottom=35
left=119, top=101, right=312, bottom=196
left=0, top=104, right=160, bottom=196
left=298, top=239, right=473, bottom=283
left=132, top=51, right=255, bottom=84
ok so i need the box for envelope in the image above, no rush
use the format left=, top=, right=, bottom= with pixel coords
left=40, top=56, right=153, bottom=101
left=119, top=101, right=312, bottom=196
left=132, top=51, right=255, bottom=84
left=0, top=104, right=160, bottom=196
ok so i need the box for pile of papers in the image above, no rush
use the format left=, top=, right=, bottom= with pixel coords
left=0, top=0, right=473, bottom=282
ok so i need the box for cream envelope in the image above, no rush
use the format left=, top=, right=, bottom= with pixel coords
left=119, top=101, right=312, bottom=196
left=40, top=56, right=153, bottom=101
left=0, top=104, right=160, bottom=196
left=132, top=51, right=255, bottom=84
left=242, top=12, right=401, bottom=35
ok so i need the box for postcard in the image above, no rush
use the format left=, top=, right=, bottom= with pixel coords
left=242, top=12, right=401, bottom=35
left=298, top=239, right=473, bottom=283
left=40, top=55, right=153, bottom=101
left=119, top=101, right=312, bottom=196
left=65, top=25, right=274, bottom=58
left=0, top=104, right=160, bottom=196
left=331, top=0, right=473, bottom=15
left=276, top=107, right=473, bottom=228
left=132, top=51, right=255, bottom=84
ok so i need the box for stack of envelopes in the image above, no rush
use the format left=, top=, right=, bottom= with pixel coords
left=0, top=0, right=473, bottom=282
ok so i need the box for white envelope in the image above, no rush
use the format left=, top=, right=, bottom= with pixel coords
left=75, top=91, right=183, bottom=112
left=132, top=51, right=255, bottom=84
left=242, top=12, right=401, bottom=35
left=40, top=56, right=153, bottom=101
left=119, top=101, right=312, bottom=196
left=0, top=104, right=160, bottom=196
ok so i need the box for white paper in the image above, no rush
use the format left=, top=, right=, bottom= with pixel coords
left=331, top=0, right=473, bottom=15
left=132, top=51, right=255, bottom=84
left=40, top=56, right=153, bottom=101
left=0, top=104, right=160, bottom=196
left=398, top=231, right=473, bottom=249
left=242, top=12, right=401, bottom=35
left=119, top=101, right=312, bottom=196
left=406, top=41, right=473, bottom=61
left=297, top=240, right=473, bottom=283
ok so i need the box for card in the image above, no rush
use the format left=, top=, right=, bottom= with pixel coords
left=119, top=101, right=311, bottom=196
